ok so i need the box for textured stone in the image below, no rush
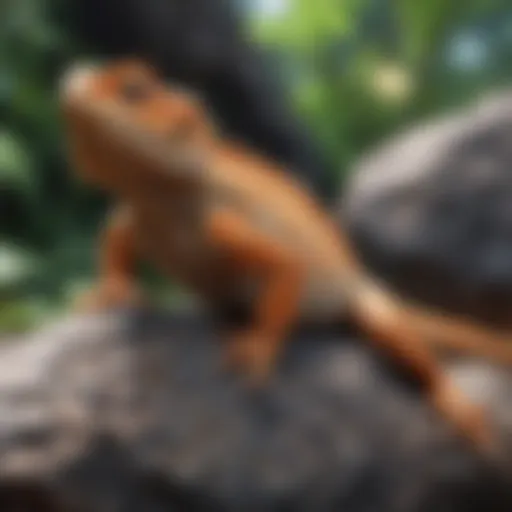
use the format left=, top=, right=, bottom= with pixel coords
left=0, top=308, right=510, bottom=511
left=343, top=90, right=512, bottom=326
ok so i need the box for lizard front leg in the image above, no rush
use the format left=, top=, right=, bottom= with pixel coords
left=208, top=209, right=303, bottom=385
left=75, top=204, right=143, bottom=312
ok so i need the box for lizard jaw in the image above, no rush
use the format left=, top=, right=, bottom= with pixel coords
left=59, top=62, right=99, bottom=104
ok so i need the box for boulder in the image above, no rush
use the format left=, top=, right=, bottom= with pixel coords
left=0, top=308, right=511, bottom=511
left=343, top=90, right=512, bottom=326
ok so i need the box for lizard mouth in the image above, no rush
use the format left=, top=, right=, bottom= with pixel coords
left=59, top=62, right=100, bottom=105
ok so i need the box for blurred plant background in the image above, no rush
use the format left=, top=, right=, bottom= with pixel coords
left=1, top=0, right=512, bottom=332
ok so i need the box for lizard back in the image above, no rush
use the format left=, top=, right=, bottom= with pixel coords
left=204, top=143, right=360, bottom=320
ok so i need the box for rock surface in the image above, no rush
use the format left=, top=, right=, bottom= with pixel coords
left=0, top=308, right=511, bottom=511
left=343, top=90, right=512, bottom=326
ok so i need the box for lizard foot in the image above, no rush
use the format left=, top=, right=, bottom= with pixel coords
left=430, top=377, right=496, bottom=457
left=74, top=278, right=144, bottom=314
left=223, top=332, right=281, bottom=388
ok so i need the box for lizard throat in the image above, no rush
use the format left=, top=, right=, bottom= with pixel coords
left=69, top=104, right=208, bottom=197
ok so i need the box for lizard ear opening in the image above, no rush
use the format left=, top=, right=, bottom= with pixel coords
left=172, top=101, right=215, bottom=144
left=173, top=109, right=200, bottom=140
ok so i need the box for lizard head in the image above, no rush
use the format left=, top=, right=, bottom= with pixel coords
left=60, top=59, right=214, bottom=196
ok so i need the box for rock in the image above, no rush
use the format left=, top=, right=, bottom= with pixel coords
left=0, top=308, right=511, bottom=511
left=342, top=90, right=512, bottom=326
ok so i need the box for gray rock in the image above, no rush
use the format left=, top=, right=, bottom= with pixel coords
left=342, top=90, right=512, bottom=326
left=0, top=308, right=511, bottom=511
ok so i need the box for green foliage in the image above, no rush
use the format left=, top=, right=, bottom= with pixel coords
left=2, top=0, right=512, bottom=332
left=0, top=243, right=40, bottom=290
left=248, top=0, right=512, bottom=180
left=0, top=131, right=35, bottom=195
left=252, top=0, right=362, bottom=51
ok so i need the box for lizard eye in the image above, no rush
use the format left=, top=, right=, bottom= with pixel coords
left=120, top=79, right=152, bottom=103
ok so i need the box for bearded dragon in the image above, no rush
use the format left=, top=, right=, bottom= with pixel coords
left=60, top=60, right=512, bottom=454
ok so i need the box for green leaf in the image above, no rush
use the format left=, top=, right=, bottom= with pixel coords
left=0, top=131, right=34, bottom=193
left=0, top=299, right=55, bottom=334
left=252, top=0, right=361, bottom=51
left=0, top=243, right=40, bottom=289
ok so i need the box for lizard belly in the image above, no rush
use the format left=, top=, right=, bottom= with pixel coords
left=298, top=268, right=348, bottom=322
left=133, top=209, right=216, bottom=292
left=134, top=209, right=252, bottom=303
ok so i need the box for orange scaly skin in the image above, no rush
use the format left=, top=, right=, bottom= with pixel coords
left=60, top=60, right=512, bottom=455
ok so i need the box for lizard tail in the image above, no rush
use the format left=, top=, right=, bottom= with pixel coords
left=405, top=303, right=512, bottom=365
left=350, top=275, right=512, bottom=367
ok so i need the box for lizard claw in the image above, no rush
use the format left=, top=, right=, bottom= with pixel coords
left=430, top=378, right=497, bottom=456
left=74, top=278, right=144, bottom=314
left=223, top=332, right=280, bottom=388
